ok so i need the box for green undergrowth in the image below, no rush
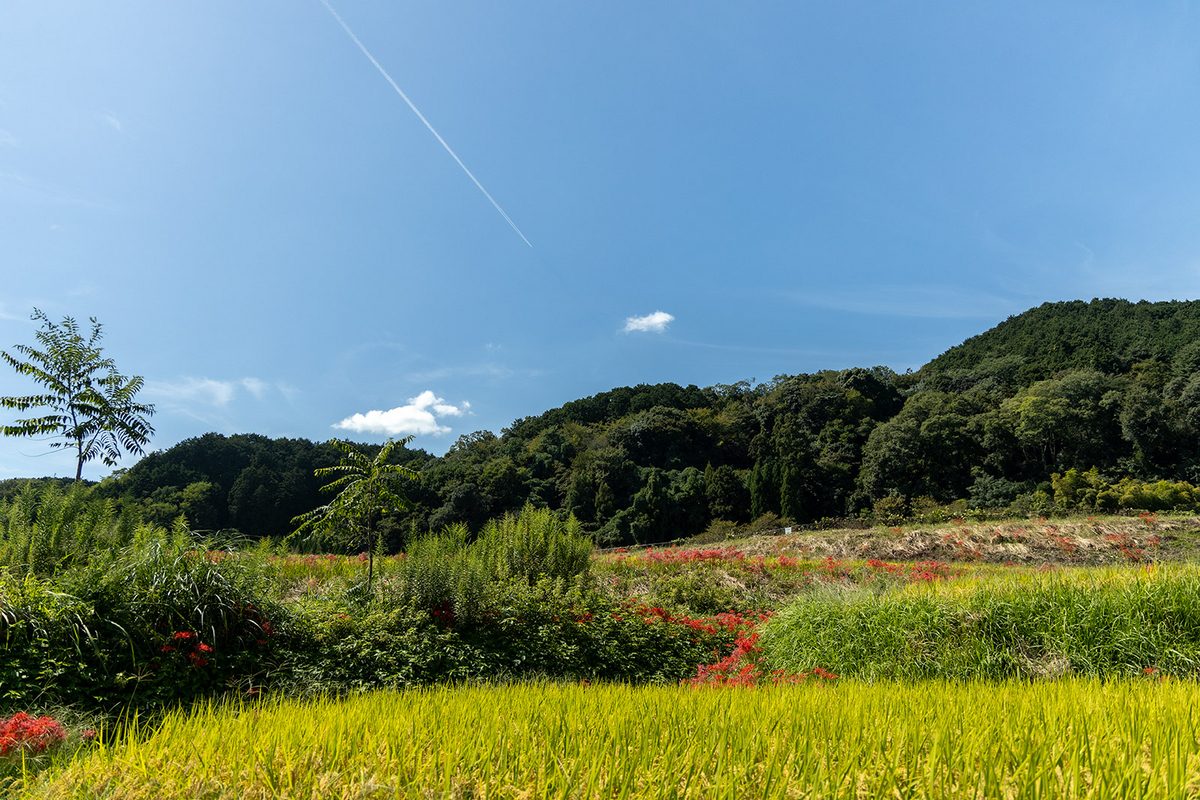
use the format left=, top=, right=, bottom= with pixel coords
left=2, top=502, right=753, bottom=716
left=761, top=562, right=1200, bottom=680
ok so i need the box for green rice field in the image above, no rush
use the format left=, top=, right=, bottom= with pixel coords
left=15, top=678, right=1200, bottom=799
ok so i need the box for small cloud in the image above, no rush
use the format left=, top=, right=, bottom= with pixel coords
left=146, top=377, right=237, bottom=407
left=145, top=376, right=278, bottom=408
left=241, top=377, right=269, bottom=400
left=102, top=113, right=121, bottom=131
left=623, top=310, right=674, bottom=333
left=333, top=390, right=469, bottom=437
left=278, top=382, right=302, bottom=403
left=0, top=130, right=17, bottom=147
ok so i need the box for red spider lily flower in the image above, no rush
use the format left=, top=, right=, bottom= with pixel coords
left=0, top=713, right=67, bottom=756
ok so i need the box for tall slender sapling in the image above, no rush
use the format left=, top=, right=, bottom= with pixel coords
left=1, top=309, right=155, bottom=481
left=292, top=436, right=420, bottom=593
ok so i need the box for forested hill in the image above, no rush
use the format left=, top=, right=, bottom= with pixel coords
left=90, top=298, right=1200, bottom=546
left=919, top=299, right=1200, bottom=384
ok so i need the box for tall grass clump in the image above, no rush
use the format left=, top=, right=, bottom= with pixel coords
left=382, top=505, right=592, bottom=621
left=474, top=505, right=593, bottom=584
left=0, top=483, right=138, bottom=576
left=761, top=563, right=1200, bottom=680
left=20, top=679, right=1200, bottom=799
left=2, top=525, right=283, bottom=710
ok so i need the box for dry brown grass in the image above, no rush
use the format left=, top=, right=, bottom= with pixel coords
left=671, top=514, right=1200, bottom=566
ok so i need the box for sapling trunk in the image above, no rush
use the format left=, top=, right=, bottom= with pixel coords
left=367, top=516, right=375, bottom=596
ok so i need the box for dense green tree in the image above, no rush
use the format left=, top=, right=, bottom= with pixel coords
left=626, top=468, right=673, bottom=544
left=669, top=467, right=709, bottom=535
left=1120, top=385, right=1178, bottom=475
left=999, top=372, right=1123, bottom=474
left=704, top=463, right=749, bottom=522
left=860, top=392, right=982, bottom=502
left=748, top=458, right=781, bottom=518
left=611, top=406, right=710, bottom=470
left=564, top=468, right=598, bottom=525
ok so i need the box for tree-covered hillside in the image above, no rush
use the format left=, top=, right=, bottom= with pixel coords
left=918, top=299, right=1200, bottom=383
left=93, top=434, right=432, bottom=538
left=98, top=298, right=1200, bottom=546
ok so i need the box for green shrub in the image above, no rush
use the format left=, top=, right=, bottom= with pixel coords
left=689, top=518, right=738, bottom=544
left=1, top=527, right=283, bottom=711
left=872, top=496, right=907, bottom=526
left=1051, top=469, right=1200, bottom=514
left=284, top=577, right=740, bottom=691
left=651, top=571, right=747, bottom=616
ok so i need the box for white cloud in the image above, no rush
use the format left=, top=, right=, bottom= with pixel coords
left=623, top=310, right=674, bottom=333
left=240, top=377, right=269, bottom=400
left=0, top=130, right=17, bottom=147
left=145, top=376, right=281, bottom=407
left=333, top=390, right=469, bottom=437
left=146, top=377, right=237, bottom=407
left=102, top=113, right=121, bottom=131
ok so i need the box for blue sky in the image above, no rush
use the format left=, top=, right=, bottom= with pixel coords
left=2, top=1, right=1199, bottom=480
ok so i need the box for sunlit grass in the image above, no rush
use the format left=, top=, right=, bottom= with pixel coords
left=764, top=562, right=1200, bottom=680
left=17, top=679, right=1200, bottom=799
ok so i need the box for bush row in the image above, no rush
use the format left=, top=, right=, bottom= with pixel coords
left=1, top=504, right=748, bottom=714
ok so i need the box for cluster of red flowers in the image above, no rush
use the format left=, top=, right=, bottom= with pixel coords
left=159, top=630, right=215, bottom=668
left=1049, top=527, right=1078, bottom=556
left=813, top=557, right=852, bottom=580
left=0, top=713, right=66, bottom=756
left=430, top=600, right=456, bottom=627
left=616, top=547, right=967, bottom=590
left=939, top=533, right=984, bottom=561
left=865, top=559, right=961, bottom=582
left=686, top=631, right=839, bottom=688
left=614, top=546, right=747, bottom=566
left=1104, top=532, right=1146, bottom=562
left=618, top=603, right=770, bottom=637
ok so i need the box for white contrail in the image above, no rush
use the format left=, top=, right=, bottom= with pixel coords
left=319, top=0, right=532, bottom=248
